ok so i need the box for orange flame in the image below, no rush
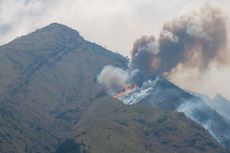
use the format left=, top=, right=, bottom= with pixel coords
left=113, top=83, right=137, bottom=98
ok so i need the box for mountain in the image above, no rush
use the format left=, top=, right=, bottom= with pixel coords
left=0, top=23, right=127, bottom=153
left=56, top=97, right=226, bottom=153
left=0, top=23, right=227, bottom=153
left=201, top=94, right=230, bottom=121
left=119, top=76, right=230, bottom=150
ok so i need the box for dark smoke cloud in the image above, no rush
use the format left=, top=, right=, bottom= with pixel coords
left=130, top=36, right=159, bottom=84
left=159, top=6, right=228, bottom=70
left=130, top=5, right=229, bottom=84
left=98, top=5, right=229, bottom=96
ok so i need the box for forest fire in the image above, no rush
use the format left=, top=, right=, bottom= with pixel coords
left=113, top=83, right=138, bottom=98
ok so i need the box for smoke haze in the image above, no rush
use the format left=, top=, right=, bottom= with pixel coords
left=98, top=5, right=230, bottom=98
left=130, top=5, right=230, bottom=97
left=97, top=65, right=129, bottom=94
left=132, top=5, right=228, bottom=75
left=130, top=35, right=159, bottom=84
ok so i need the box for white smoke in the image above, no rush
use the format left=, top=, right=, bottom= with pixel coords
left=201, top=94, right=230, bottom=121
left=176, top=99, right=218, bottom=141
left=168, top=65, right=230, bottom=98
left=97, top=65, right=129, bottom=94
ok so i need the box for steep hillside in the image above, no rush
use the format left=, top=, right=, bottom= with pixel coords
left=0, top=23, right=127, bottom=153
left=0, top=23, right=227, bottom=153
left=119, top=76, right=230, bottom=150
left=202, top=94, right=230, bottom=121
left=58, top=97, right=227, bottom=153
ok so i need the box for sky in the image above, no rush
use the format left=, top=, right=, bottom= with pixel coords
left=0, top=0, right=229, bottom=98
left=0, top=0, right=229, bottom=55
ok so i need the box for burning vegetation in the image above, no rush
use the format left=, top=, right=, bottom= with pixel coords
left=113, top=83, right=137, bottom=98
left=98, top=5, right=229, bottom=99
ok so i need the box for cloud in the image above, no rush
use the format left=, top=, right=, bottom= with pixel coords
left=0, top=0, right=230, bottom=55
left=130, top=35, right=159, bottom=84
left=130, top=5, right=229, bottom=86
left=169, top=65, right=230, bottom=98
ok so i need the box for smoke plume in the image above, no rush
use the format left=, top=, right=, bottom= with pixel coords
left=130, top=5, right=229, bottom=84
left=97, top=65, right=129, bottom=94
left=130, top=35, right=159, bottom=84
left=98, top=5, right=229, bottom=97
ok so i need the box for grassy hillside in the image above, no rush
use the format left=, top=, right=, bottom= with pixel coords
left=0, top=23, right=127, bottom=153
left=63, top=97, right=227, bottom=153
left=0, top=23, right=227, bottom=153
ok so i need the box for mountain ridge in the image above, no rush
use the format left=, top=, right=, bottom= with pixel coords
left=118, top=76, right=230, bottom=150
left=0, top=23, right=228, bottom=153
left=64, top=96, right=227, bottom=153
left=0, top=23, right=128, bottom=153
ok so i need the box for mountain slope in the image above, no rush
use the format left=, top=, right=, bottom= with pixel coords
left=59, top=97, right=227, bottom=153
left=119, top=76, right=230, bottom=150
left=0, top=23, right=228, bottom=153
left=201, top=94, right=230, bottom=121
left=0, top=23, right=127, bottom=153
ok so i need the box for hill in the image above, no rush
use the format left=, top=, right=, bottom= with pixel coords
left=0, top=23, right=127, bottom=153
left=0, top=23, right=227, bottom=153
left=119, top=76, right=230, bottom=150
left=57, top=97, right=226, bottom=153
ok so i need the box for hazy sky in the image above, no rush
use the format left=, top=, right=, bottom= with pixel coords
left=0, top=0, right=229, bottom=98
left=0, top=0, right=229, bottom=55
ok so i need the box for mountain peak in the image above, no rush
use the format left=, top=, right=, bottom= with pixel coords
left=39, top=23, right=79, bottom=34
left=5, top=23, right=83, bottom=48
left=46, top=22, right=72, bottom=28
left=214, top=93, right=228, bottom=102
